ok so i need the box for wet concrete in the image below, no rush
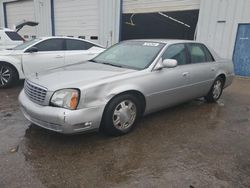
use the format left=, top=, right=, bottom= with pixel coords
left=0, top=77, right=250, bottom=188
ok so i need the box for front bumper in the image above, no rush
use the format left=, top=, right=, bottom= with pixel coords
left=19, top=90, right=105, bottom=134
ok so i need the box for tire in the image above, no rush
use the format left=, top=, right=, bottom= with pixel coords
left=205, top=77, right=224, bottom=103
left=0, top=63, right=18, bottom=89
left=102, top=94, right=142, bottom=136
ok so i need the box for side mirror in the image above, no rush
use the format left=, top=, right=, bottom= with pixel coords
left=154, top=58, right=178, bottom=70
left=25, top=46, right=38, bottom=53
left=162, top=59, right=178, bottom=68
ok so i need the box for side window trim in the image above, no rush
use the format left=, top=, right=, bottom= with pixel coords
left=184, top=43, right=192, bottom=64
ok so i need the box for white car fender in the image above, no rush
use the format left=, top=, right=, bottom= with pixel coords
left=0, top=56, right=25, bottom=79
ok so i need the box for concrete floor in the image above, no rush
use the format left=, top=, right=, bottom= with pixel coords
left=0, top=77, right=250, bottom=188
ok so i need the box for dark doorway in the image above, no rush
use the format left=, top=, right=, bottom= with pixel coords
left=121, top=10, right=199, bottom=41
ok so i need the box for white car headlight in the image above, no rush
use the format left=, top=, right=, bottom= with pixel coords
left=50, top=89, right=80, bottom=110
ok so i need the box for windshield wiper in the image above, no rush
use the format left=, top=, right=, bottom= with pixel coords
left=89, top=60, right=123, bottom=68
left=102, top=62, right=123, bottom=68
left=89, top=59, right=97, bottom=63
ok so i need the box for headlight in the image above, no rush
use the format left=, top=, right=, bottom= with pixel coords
left=50, top=89, right=80, bottom=110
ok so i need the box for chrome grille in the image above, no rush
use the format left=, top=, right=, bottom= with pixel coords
left=24, top=80, right=47, bottom=105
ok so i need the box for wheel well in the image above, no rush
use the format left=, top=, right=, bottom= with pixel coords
left=106, top=90, right=146, bottom=115
left=0, top=61, right=19, bottom=79
left=217, top=74, right=226, bottom=84
left=99, top=90, right=146, bottom=131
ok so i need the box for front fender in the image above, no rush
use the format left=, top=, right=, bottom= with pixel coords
left=0, top=56, right=24, bottom=79
left=81, top=83, right=145, bottom=109
left=106, top=84, right=144, bottom=100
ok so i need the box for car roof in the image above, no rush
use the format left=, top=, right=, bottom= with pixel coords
left=127, top=39, right=201, bottom=44
left=37, top=36, right=104, bottom=48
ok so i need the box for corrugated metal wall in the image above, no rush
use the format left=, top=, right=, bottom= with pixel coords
left=0, top=0, right=51, bottom=38
left=123, top=0, right=200, bottom=13
left=196, top=0, right=250, bottom=59
left=0, top=0, right=120, bottom=46
left=53, top=0, right=99, bottom=40
left=5, top=0, right=37, bottom=37
left=99, top=0, right=121, bottom=47
left=34, top=0, right=52, bottom=37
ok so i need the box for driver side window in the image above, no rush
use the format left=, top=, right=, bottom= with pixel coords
left=162, top=44, right=187, bottom=65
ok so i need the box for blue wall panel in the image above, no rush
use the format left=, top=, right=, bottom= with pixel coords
left=233, top=24, right=250, bottom=77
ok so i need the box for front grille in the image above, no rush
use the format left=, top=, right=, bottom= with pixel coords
left=24, top=80, right=47, bottom=105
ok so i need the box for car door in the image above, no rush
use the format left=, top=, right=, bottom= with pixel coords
left=65, top=39, right=103, bottom=66
left=22, top=38, right=65, bottom=76
left=185, top=43, right=217, bottom=98
left=146, top=43, right=196, bottom=112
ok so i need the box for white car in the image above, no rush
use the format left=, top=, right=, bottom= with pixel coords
left=0, top=28, right=24, bottom=50
left=0, top=37, right=105, bottom=88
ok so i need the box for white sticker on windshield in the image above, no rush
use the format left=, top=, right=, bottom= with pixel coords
left=143, top=42, right=159, bottom=47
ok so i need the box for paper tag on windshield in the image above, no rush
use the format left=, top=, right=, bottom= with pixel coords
left=143, top=42, right=159, bottom=47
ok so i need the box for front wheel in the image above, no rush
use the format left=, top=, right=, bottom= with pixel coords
left=0, top=63, right=18, bottom=88
left=102, top=94, right=141, bottom=136
left=205, top=77, right=224, bottom=103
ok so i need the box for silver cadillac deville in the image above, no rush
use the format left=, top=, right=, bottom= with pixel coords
left=19, top=40, right=234, bottom=135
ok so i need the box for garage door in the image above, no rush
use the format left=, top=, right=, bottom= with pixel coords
left=54, top=0, right=99, bottom=42
left=5, top=0, right=36, bottom=39
left=123, top=0, right=200, bottom=13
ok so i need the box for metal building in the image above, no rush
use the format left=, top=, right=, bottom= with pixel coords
left=196, top=0, right=250, bottom=76
left=0, top=0, right=121, bottom=47
left=0, top=0, right=250, bottom=76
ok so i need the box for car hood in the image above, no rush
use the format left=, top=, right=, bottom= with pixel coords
left=0, top=50, right=23, bottom=56
left=28, top=62, right=136, bottom=91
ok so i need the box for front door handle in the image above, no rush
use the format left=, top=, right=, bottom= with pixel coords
left=182, top=72, right=189, bottom=77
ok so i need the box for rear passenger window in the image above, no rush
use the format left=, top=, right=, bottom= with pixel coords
left=187, top=43, right=207, bottom=63
left=34, top=39, right=64, bottom=51
left=66, top=39, right=94, bottom=50
left=162, top=44, right=187, bottom=65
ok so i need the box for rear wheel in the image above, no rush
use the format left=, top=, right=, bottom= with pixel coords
left=0, top=63, right=18, bottom=88
left=102, top=94, right=141, bottom=136
left=205, top=77, right=224, bottom=103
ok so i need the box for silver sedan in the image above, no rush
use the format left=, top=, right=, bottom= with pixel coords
left=19, top=40, right=234, bottom=135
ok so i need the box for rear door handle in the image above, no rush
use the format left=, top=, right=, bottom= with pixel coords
left=211, top=68, right=216, bottom=71
left=182, top=72, right=189, bottom=77
left=87, top=53, right=95, bottom=55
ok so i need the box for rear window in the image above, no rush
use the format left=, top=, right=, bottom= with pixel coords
left=5, top=31, right=23, bottom=41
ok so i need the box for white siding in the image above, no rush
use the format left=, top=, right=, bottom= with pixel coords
left=5, top=0, right=37, bottom=38
left=54, top=0, right=99, bottom=42
left=196, top=0, right=250, bottom=59
left=99, top=0, right=121, bottom=47
left=123, top=0, right=200, bottom=13
left=34, top=0, right=52, bottom=37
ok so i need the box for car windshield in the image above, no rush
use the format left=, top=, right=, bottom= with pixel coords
left=12, top=38, right=41, bottom=50
left=93, top=41, right=165, bottom=70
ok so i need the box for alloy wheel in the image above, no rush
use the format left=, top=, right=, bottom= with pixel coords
left=212, top=80, right=222, bottom=99
left=0, top=65, right=11, bottom=86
